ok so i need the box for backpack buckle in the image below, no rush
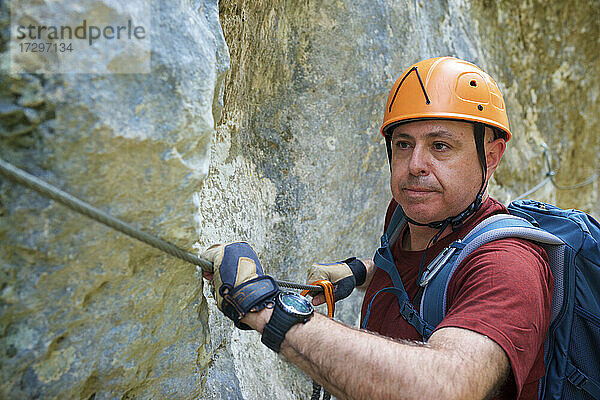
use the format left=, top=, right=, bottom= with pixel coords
left=568, top=366, right=588, bottom=390
left=399, top=301, right=416, bottom=319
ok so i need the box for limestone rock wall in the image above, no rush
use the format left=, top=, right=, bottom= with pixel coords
left=0, top=0, right=598, bottom=399
left=0, top=0, right=229, bottom=399
left=470, top=0, right=600, bottom=212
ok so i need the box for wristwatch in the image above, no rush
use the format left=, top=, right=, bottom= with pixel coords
left=261, top=291, right=314, bottom=353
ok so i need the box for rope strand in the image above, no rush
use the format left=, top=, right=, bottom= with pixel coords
left=512, top=146, right=597, bottom=201
left=0, top=158, right=322, bottom=293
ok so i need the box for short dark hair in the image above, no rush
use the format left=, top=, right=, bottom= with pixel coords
left=493, top=127, right=509, bottom=141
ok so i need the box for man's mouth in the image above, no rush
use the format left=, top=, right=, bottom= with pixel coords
left=403, top=186, right=436, bottom=193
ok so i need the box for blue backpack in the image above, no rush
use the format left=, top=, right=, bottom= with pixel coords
left=365, top=199, right=600, bottom=399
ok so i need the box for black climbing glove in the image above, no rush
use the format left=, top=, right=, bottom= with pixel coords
left=201, top=242, right=279, bottom=329
left=306, top=257, right=367, bottom=301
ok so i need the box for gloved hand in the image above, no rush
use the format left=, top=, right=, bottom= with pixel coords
left=305, top=257, right=367, bottom=304
left=201, top=242, right=279, bottom=329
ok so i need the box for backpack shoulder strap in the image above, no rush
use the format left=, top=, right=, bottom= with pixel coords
left=373, top=204, right=407, bottom=290
left=419, top=214, right=564, bottom=329
left=386, top=203, right=407, bottom=245
left=369, top=205, right=435, bottom=338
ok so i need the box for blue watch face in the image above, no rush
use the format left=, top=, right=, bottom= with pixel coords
left=280, top=293, right=313, bottom=315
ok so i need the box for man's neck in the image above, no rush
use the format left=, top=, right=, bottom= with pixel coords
left=401, top=194, right=489, bottom=251
left=401, top=224, right=453, bottom=251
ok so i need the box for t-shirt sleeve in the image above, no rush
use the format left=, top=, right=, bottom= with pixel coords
left=435, top=238, right=553, bottom=396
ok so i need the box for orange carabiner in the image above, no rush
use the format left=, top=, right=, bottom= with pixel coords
left=302, top=280, right=335, bottom=400
left=301, top=279, right=335, bottom=318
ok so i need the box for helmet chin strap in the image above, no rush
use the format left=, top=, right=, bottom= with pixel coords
left=403, top=190, right=485, bottom=231
left=407, top=122, right=489, bottom=289
left=389, top=122, right=488, bottom=233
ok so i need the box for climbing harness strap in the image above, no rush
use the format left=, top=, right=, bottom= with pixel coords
left=0, top=158, right=322, bottom=293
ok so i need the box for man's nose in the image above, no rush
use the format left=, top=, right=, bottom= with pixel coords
left=408, top=144, right=430, bottom=176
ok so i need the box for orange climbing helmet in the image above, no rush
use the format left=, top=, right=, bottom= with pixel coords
left=381, top=56, right=511, bottom=141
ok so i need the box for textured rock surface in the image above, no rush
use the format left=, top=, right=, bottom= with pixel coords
left=0, top=0, right=229, bottom=398
left=470, top=0, right=600, bottom=212
left=0, top=0, right=598, bottom=399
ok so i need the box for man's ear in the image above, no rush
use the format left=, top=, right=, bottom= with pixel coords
left=486, top=138, right=506, bottom=177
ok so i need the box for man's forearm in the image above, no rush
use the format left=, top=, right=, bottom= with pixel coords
left=277, top=313, right=507, bottom=400
left=280, top=314, right=360, bottom=399
left=242, top=292, right=508, bottom=400
left=280, top=312, right=440, bottom=400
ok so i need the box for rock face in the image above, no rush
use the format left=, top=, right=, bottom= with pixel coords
left=1, top=0, right=229, bottom=398
left=1, top=0, right=598, bottom=399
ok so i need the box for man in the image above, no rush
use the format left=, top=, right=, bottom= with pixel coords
left=201, top=57, right=552, bottom=400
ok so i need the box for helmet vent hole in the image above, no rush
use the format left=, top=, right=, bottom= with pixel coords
left=477, top=105, right=484, bottom=111
left=470, top=80, right=477, bottom=87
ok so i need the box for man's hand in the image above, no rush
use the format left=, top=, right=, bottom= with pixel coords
left=200, top=242, right=279, bottom=329
left=306, top=257, right=367, bottom=306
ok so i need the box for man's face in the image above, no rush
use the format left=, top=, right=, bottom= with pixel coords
left=389, top=119, right=483, bottom=224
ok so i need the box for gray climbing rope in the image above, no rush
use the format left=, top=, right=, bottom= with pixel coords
left=513, top=145, right=598, bottom=201
left=0, top=158, right=322, bottom=293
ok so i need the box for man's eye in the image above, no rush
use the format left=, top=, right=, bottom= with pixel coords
left=433, top=142, right=449, bottom=151
left=395, top=141, right=410, bottom=149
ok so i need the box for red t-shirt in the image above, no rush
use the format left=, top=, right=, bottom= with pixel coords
left=361, top=197, right=553, bottom=399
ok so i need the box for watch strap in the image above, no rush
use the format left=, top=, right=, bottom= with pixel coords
left=261, top=296, right=312, bottom=353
